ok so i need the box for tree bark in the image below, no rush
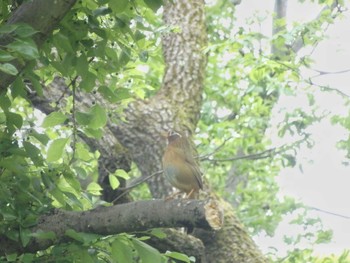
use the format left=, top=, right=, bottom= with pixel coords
left=0, top=199, right=222, bottom=256
left=111, top=0, right=268, bottom=262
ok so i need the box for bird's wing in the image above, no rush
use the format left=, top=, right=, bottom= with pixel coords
left=166, top=147, right=203, bottom=190
left=183, top=153, right=203, bottom=190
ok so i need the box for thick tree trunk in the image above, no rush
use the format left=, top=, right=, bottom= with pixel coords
left=112, top=0, right=268, bottom=262
left=111, top=0, right=207, bottom=199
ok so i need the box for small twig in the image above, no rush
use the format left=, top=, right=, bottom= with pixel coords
left=306, top=78, right=350, bottom=98
left=198, top=137, right=233, bottom=161
left=310, top=68, right=350, bottom=78
left=203, top=137, right=307, bottom=163
left=205, top=146, right=280, bottom=162
left=308, top=206, right=350, bottom=219
left=69, top=78, right=77, bottom=165
left=56, top=57, right=95, bottom=104
left=112, top=170, right=163, bottom=204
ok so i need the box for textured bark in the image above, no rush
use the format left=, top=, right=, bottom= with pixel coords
left=0, top=199, right=221, bottom=256
left=0, top=0, right=77, bottom=92
left=147, top=229, right=206, bottom=262
left=194, top=199, right=267, bottom=263
left=111, top=0, right=207, bottom=199
left=111, top=0, right=268, bottom=262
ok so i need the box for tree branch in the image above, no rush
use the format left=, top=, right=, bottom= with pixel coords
left=291, top=1, right=340, bottom=53
left=202, top=137, right=307, bottom=163
left=310, top=68, right=350, bottom=77
left=306, top=78, right=350, bottom=98
left=0, top=199, right=223, bottom=256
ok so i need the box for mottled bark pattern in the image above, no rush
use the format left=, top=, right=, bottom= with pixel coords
left=194, top=199, right=268, bottom=263
left=112, top=0, right=207, bottom=198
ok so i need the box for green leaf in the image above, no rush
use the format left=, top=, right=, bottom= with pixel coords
left=98, top=85, right=119, bottom=103
left=149, top=229, right=166, bottom=239
left=15, top=24, right=38, bottom=37
left=30, top=130, right=50, bottom=145
left=80, top=71, right=96, bottom=92
left=0, top=50, right=15, bottom=62
left=76, top=54, right=89, bottom=76
left=0, top=63, right=18, bottom=75
left=5, top=253, right=17, bottom=262
left=51, top=188, right=66, bottom=207
left=0, top=94, right=11, bottom=110
left=20, top=227, right=31, bottom=247
left=26, top=73, right=43, bottom=96
left=93, top=7, right=112, bottom=17
left=31, top=230, right=56, bottom=241
left=11, top=76, right=26, bottom=98
left=53, top=32, right=74, bottom=54
left=89, top=104, right=107, bottom=129
left=40, top=172, right=55, bottom=190
left=6, top=39, right=39, bottom=60
left=23, top=141, right=43, bottom=166
left=165, top=251, right=192, bottom=263
left=0, top=24, right=18, bottom=34
left=143, top=0, right=163, bottom=12
left=132, top=238, right=162, bottom=263
left=115, top=169, right=130, bottom=180
left=65, top=229, right=100, bottom=244
left=75, top=142, right=92, bottom=161
left=76, top=111, right=91, bottom=126
left=47, top=138, right=69, bottom=162
left=111, top=237, right=134, bottom=263
left=86, top=182, right=102, bottom=195
left=116, top=87, right=131, bottom=100
left=62, top=172, right=82, bottom=193
left=109, top=0, right=129, bottom=14
left=84, top=127, right=103, bottom=139
left=109, top=174, right=120, bottom=190
left=6, top=112, right=23, bottom=129
left=76, top=105, right=107, bottom=129
left=42, top=112, right=67, bottom=128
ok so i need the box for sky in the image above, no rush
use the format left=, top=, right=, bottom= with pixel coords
left=234, top=0, right=350, bottom=257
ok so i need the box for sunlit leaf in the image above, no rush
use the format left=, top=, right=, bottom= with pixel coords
left=0, top=63, right=18, bottom=75
left=42, top=112, right=67, bottom=128
left=47, top=138, right=69, bottom=162
left=109, top=0, right=128, bottom=14
left=109, top=174, right=120, bottom=190
left=6, top=39, right=39, bottom=60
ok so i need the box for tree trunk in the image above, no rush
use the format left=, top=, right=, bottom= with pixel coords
left=111, top=0, right=268, bottom=261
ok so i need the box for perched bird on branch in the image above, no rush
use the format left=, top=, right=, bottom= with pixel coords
left=162, top=130, right=203, bottom=199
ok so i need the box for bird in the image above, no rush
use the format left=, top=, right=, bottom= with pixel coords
left=162, top=130, right=203, bottom=199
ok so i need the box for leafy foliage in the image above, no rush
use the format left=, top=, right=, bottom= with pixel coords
left=0, top=0, right=348, bottom=262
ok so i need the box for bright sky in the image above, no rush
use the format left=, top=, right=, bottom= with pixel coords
left=235, top=0, right=350, bottom=257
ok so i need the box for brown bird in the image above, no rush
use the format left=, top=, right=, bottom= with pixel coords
left=162, top=130, right=203, bottom=198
